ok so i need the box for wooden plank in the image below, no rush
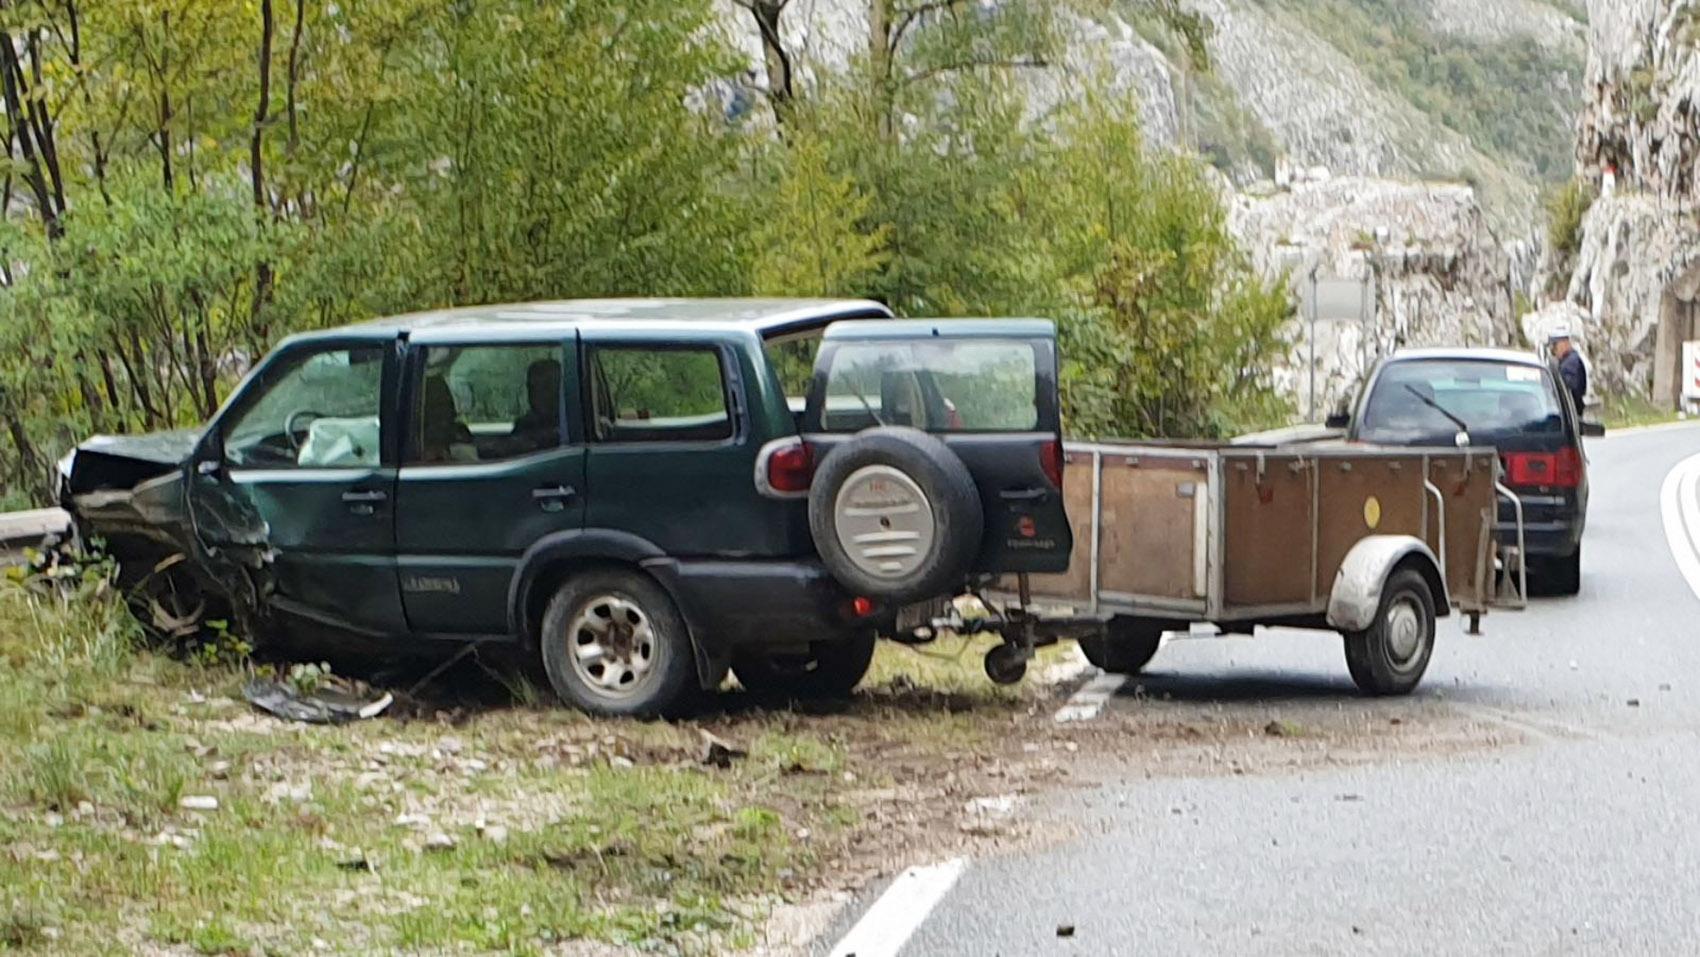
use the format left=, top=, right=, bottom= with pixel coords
left=1314, top=455, right=1427, bottom=597
left=1098, top=456, right=1199, bottom=600
left=1221, top=454, right=1315, bottom=606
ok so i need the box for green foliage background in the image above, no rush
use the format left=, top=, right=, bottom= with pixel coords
left=0, top=0, right=1291, bottom=505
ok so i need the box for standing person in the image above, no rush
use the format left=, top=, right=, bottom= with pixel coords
left=1549, top=325, right=1588, bottom=417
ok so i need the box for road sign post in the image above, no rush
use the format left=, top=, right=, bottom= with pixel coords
left=1683, top=340, right=1700, bottom=414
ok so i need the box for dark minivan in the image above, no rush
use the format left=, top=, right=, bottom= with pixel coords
left=1332, top=347, right=1599, bottom=595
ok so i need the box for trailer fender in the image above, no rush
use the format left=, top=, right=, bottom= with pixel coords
left=1327, top=536, right=1449, bottom=632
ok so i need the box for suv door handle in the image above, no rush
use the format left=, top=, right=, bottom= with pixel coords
left=341, top=489, right=387, bottom=515
left=533, top=485, right=577, bottom=513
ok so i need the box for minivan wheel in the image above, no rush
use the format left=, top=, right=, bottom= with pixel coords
left=734, top=632, right=877, bottom=699
left=1343, top=568, right=1435, bottom=696
left=1537, top=546, right=1582, bottom=597
left=809, top=427, right=983, bottom=604
left=538, top=570, right=696, bottom=718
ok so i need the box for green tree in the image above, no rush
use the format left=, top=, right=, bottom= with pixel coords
left=750, top=134, right=890, bottom=297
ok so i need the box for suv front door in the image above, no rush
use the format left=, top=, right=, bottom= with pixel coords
left=195, top=339, right=404, bottom=634
left=392, top=337, right=586, bottom=635
left=804, top=320, right=1073, bottom=574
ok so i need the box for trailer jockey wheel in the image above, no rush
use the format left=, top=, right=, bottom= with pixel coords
left=983, top=643, right=1028, bottom=685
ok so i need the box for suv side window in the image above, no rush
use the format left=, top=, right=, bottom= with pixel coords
left=223, top=346, right=385, bottom=468
left=587, top=346, right=733, bottom=443
left=406, top=344, right=564, bottom=465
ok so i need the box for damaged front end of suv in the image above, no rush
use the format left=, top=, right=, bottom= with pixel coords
left=57, top=430, right=275, bottom=639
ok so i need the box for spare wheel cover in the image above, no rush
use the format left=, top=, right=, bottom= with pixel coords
left=832, top=464, right=937, bottom=580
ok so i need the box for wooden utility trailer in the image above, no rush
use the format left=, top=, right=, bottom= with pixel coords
left=1006, top=441, right=1525, bottom=695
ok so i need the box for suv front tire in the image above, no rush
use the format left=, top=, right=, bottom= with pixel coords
left=539, top=569, right=696, bottom=717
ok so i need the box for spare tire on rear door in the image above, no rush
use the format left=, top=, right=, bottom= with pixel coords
left=808, top=426, right=983, bottom=603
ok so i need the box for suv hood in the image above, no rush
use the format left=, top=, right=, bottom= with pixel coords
left=61, top=429, right=201, bottom=495
left=58, top=426, right=275, bottom=636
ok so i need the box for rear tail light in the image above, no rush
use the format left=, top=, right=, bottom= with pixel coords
left=757, top=438, right=813, bottom=497
left=1503, top=446, right=1582, bottom=489
left=1041, top=439, right=1064, bottom=489
left=850, top=596, right=876, bottom=618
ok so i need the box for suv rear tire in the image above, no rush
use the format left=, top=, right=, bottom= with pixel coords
left=733, top=632, right=877, bottom=699
left=809, top=427, right=982, bottom=604
left=538, top=570, right=696, bottom=718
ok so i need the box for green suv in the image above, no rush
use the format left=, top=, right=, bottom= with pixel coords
left=60, top=299, right=1072, bottom=715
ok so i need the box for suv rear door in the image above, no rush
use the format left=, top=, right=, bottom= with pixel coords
left=802, top=319, right=1072, bottom=574
left=391, top=334, right=585, bottom=635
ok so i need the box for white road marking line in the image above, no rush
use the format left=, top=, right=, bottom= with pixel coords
left=1659, top=451, right=1700, bottom=603
left=1053, top=671, right=1127, bottom=723
left=827, top=858, right=965, bottom=957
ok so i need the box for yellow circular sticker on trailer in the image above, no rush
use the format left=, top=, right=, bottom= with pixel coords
left=1363, top=496, right=1382, bottom=529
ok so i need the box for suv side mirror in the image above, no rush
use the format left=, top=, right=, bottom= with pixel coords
left=1325, top=409, right=1351, bottom=429
left=1580, top=420, right=1606, bottom=438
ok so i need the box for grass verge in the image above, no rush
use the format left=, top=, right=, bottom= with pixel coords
left=0, top=573, right=1069, bottom=955
left=1600, top=394, right=1685, bottom=431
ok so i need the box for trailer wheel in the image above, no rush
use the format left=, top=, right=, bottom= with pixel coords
left=1343, top=567, right=1435, bottom=696
left=1077, top=616, right=1172, bottom=675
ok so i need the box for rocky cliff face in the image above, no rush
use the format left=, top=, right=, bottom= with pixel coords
left=1233, top=179, right=1524, bottom=412
left=1542, top=0, right=1700, bottom=401
left=714, top=0, right=1585, bottom=406
left=714, top=1, right=1582, bottom=219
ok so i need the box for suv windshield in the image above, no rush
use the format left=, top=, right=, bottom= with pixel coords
left=817, top=340, right=1040, bottom=432
left=1359, top=358, right=1562, bottom=443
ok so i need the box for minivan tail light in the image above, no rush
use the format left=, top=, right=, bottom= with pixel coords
left=1041, top=439, right=1064, bottom=489
left=1503, top=447, right=1581, bottom=489
left=757, top=438, right=813, bottom=497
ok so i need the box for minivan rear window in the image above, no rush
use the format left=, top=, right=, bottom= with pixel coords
left=1360, top=359, right=1562, bottom=442
left=818, top=340, right=1039, bottom=433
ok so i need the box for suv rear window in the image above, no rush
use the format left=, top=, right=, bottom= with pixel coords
left=1360, top=359, right=1562, bottom=442
left=818, top=340, right=1039, bottom=433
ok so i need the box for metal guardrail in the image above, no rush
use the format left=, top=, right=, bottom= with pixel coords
left=0, top=508, right=71, bottom=559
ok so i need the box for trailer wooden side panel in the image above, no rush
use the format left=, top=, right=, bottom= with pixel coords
left=1313, top=456, right=1428, bottom=598
left=1221, top=454, right=1316, bottom=607
left=1098, top=455, right=1200, bottom=600
left=1023, top=449, right=1097, bottom=604
left=1430, top=454, right=1499, bottom=610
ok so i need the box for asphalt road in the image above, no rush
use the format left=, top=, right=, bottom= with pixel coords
left=822, top=422, right=1700, bottom=956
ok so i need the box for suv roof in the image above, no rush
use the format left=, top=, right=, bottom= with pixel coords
left=290, top=298, right=893, bottom=343
left=1387, top=346, right=1544, bottom=368
left=823, top=317, right=1055, bottom=340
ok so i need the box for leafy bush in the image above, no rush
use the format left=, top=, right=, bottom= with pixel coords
left=1546, top=178, right=1597, bottom=259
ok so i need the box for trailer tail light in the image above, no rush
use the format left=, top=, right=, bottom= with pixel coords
left=1503, top=446, right=1582, bottom=489
left=757, top=438, right=813, bottom=497
left=1041, top=439, right=1064, bottom=489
